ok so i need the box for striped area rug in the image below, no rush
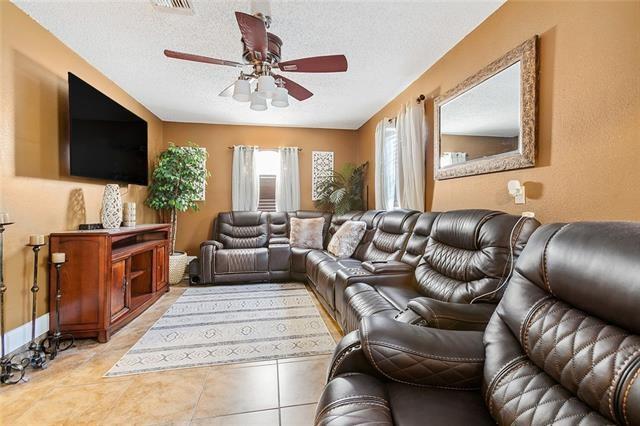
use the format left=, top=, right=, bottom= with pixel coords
left=105, top=283, right=336, bottom=376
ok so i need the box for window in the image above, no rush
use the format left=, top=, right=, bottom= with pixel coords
left=256, top=150, right=280, bottom=212
left=382, top=125, right=400, bottom=209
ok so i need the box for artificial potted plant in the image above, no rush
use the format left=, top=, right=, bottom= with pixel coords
left=146, top=142, right=210, bottom=284
left=314, top=162, right=368, bottom=214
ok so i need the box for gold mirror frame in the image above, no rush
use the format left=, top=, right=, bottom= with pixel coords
left=434, top=36, right=538, bottom=180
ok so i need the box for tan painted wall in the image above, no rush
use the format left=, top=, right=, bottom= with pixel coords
left=162, top=122, right=359, bottom=255
left=357, top=1, right=640, bottom=222
left=0, top=3, right=164, bottom=331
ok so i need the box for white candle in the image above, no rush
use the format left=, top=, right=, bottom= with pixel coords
left=29, top=234, right=45, bottom=245
left=0, top=212, right=9, bottom=224
left=52, top=253, right=66, bottom=263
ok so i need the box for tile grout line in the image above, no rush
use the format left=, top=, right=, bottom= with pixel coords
left=276, top=359, right=282, bottom=426
left=189, top=366, right=215, bottom=422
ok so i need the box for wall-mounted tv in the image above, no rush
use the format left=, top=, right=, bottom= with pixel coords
left=68, top=72, right=148, bottom=185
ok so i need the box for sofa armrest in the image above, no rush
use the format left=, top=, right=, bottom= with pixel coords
left=199, top=240, right=223, bottom=283
left=407, top=297, right=496, bottom=331
left=200, top=240, right=224, bottom=250
left=334, top=267, right=413, bottom=318
left=360, top=316, right=484, bottom=389
left=361, top=260, right=413, bottom=274
left=327, top=330, right=379, bottom=381
left=269, top=237, right=289, bottom=245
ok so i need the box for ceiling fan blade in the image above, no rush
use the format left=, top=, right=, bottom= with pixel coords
left=235, top=12, right=268, bottom=61
left=273, top=74, right=313, bottom=101
left=218, top=81, right=236, bottom=97
left=164, top=50, right=243, bottom=68
left=277, top=55, right=348, bottom=73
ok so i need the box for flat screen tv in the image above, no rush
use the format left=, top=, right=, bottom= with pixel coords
left=68, top=72, right=148, bottom=185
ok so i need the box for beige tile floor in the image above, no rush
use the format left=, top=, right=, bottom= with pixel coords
left=0, top=284, right=343, bottom=426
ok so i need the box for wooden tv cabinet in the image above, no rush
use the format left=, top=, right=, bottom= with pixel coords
left=49, top=224, right=171, bottom=342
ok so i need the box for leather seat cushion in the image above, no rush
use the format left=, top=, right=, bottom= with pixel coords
left=372, top=281, right=422, bottom=310
left=386, top=383, right=494, bottom=426
left=215, top=248, right=269, bottom=273
left=343, top=283, right=399, bottom=333
left=315, top=373, right=392, bottom=426
left=314, top=259, right=362, bottom=309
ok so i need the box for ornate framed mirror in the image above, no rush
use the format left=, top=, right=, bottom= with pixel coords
left=434, top=36, right=538, bottom=180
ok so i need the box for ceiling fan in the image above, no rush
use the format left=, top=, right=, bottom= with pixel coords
left=164, top=11, right=348, bottom=110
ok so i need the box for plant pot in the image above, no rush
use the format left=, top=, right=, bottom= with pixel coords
left=168, top=251, right=189, bottom=285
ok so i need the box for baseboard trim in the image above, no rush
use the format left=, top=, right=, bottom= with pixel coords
left=5, top=314, right=49, bottom=354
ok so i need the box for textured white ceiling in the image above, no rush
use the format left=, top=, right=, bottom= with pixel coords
left=13, top=0, right=504, bottom=130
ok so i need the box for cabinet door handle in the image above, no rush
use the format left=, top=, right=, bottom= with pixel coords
left=122, top=276, right=127, bottom=295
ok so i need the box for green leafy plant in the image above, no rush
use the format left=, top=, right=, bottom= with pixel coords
left=314, top=162, right=368, bottom=215
left=146, top=142, right=210, bottom=254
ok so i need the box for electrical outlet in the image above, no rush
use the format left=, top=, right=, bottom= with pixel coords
left=522, top=211, right=535, bottom=218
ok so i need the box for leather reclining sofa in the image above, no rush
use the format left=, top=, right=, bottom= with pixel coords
left=192, top=208, right=540, bottom=334
left=315, top=221, right=640, bottom=426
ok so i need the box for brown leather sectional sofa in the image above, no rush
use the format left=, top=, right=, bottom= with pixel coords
left=315, top=221, right=640, bottom=425
left=193, top=208, right=540, bottom=334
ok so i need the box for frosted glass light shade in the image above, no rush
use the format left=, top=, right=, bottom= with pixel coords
left=250, top=91, right=267, bottom=111
left=271, top=87, right=289, bottom=108
left=257, top=75, right=277, bottom=98
left=232, top=79, right=251, bottom=102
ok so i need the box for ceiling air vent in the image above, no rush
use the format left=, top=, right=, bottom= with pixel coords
left=151, top=0, right=195, bottom=15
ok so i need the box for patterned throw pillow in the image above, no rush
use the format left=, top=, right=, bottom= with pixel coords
left=327, top=220, right=367, bottom=259
left=290, top=217, right=325, bottom=249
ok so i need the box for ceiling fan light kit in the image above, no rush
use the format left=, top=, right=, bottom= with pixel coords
left=249, top=91, right=268, bottom=111
left=257, top=75, right=277, bottom=98
left=164, top=10, right=348, bottom=112
left=271, top=87, right=289, bottom=108
left=232, top=78, right=252, bottom=102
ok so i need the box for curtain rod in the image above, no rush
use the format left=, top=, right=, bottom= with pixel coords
left=387, top=94, right=427, bottom=122
left=227, top=146, right=303, bottom=151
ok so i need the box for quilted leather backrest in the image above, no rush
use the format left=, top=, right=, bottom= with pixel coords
left=401, top=212, right=440, bottom=267
left=361, top=209, right=420, bottom=262
left=268, top=212, right=288, bottom=240
left=325, top=211, right=363, bottom=247
left=413, top=209, right=539, bottom=303
left=288, top=210, right=333, bottom=246
left=352, top=210, right=385, bottom=260
left=215, top=211, right=268, bottom=249
left=483, top=222, right=640, bottom=425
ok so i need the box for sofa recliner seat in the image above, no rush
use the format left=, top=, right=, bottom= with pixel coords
left=306, top=209, right=419, bottom=313
left=199, top=211, right=271, bottom=284
left=339, top=209, right=540, bottom=333
left=315, top=221, right=640, bottom=426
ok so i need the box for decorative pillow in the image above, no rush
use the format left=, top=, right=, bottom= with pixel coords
left=327, top=220, right=367, bottom=259
left=290, top=217, right=325, bottom=249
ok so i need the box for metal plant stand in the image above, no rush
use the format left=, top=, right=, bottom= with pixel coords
left=41, top=261, right=74, bottom=360
left=0, top=222, right=26, bottom=385
left=26, top=242, right=47, bottom=369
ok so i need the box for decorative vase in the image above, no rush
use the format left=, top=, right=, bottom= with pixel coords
left=101, top=184, right=122, bottom=229
left=123, top=202, right=136, bottom=227
left=168, top=251, right=189, bottom=285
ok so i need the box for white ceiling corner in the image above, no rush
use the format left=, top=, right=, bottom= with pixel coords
left=12, top=0, right=505, bottom=130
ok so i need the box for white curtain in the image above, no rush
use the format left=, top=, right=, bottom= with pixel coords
left=232, top=145, right=259, bottom=211
left=276, top=147, right=300, bottom=212
left=396, top=104, right=427, bottom=210
left=374, top=119, right=398, bottom=210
